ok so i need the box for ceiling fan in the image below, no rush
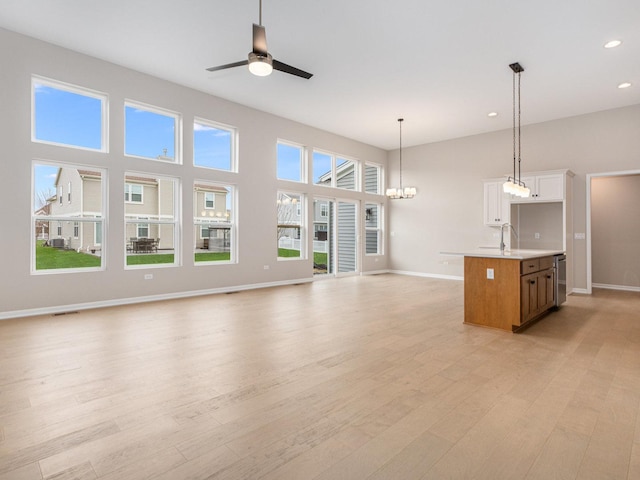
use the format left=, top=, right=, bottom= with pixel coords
left=206, top=0, right=313, bottom=79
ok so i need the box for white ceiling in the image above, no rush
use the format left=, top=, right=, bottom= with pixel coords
left=1, top=0, right=639, bottom=149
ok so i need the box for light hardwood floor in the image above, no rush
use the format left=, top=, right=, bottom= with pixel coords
left=1, top=274, right=639, bottom=479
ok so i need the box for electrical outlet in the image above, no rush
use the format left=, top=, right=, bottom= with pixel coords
left=575, top=233, right=586, bottom=240
left=534, top=232, right=540, bottom=239
left=144, top=274, right=153, bottom=280
left=263, top=265, right=269, bottom=270
left=486, top=268, right=494, bottom=280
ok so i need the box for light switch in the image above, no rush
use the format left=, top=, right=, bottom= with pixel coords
left=487, top=268, right=494, bottom=280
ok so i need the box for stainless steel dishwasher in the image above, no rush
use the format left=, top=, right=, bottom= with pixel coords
left=554, top=254, right=567, bottom=306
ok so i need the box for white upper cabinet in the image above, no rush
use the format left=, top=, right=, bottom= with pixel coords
left=515, top=173, right=565, bottom=202
left=483, top=181, right=511, bottom=226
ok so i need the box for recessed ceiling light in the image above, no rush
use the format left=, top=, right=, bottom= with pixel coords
left=618, top=82, right=632, bottom=89
left=487, top=112, right=498, bottom=117
left=604, top=40, right=622, bottom=49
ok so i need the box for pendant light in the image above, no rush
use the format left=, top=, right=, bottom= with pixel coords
left=503, top=62, right=530, bottom=198
left=386, top=118, right=417, bottom=199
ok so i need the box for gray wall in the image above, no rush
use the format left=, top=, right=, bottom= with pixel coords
left=591, top=174, right=640, bottom=288
left=0, top=28, right=387, bottom=317
left=387, top=103, right=640, bottom=291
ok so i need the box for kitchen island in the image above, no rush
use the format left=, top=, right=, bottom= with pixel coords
left=442, top=249, right=564, bottom=332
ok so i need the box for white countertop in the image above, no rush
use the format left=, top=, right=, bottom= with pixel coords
left=440, top=248, right=564, bottom=260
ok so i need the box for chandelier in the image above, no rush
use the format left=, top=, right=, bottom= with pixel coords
left=386, top=118, right=417, bottom=199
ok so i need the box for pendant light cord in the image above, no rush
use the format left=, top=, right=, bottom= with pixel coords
left=259, top=0, right=263, bottom=26
left=517, top=70, right=522, bottom=184
left=398, top=118, right=403, bottom=190
left=512, top=71, right=516, bottom=183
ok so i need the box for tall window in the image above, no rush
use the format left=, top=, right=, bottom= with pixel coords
left=312, top=150, right=359, bottom=191
left=194, top=182, right=235, bottom=264
left=365, top=203, right=382, bottom=255
left=277, top=192, right=305, bottom=260
left=32, top=162, right=105, bottom=273
left=125, top=102, right=180, bottom=163
left=365, top=163, right=382, bottom=194
left=125, top=173, right=179, bottom=267
left=193, top=119, right=236, bottom=171
left=277, top=141, right=304, bottom=182
left=32, top=77, right=107, bottom=152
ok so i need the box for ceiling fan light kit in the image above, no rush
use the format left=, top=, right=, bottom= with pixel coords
left=206, top=0, right=312, bottom=79
left=248, top=52, right=273, bottom=76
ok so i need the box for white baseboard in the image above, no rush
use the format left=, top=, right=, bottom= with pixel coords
left=571, top=288, right=589, bottom=295
left=592, top=283, right=640, bottom=293
left=389, top=270, right=464, bottom=281
left=0, top=277, right=313, bottom=321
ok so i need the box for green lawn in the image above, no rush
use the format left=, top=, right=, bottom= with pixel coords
left=194, top=252, right=231, bottom=262
left=36, top=241, right=101, bottom=270
left=278, top=248, right=300, bottom=258
left=126, top=253, right=175, bottom=265
left=314, top=252, right=327, bottom=265
left=277, top=249, right=328, bottom=266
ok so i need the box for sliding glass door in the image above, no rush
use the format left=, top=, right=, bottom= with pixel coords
left=313, top=198, right=358, bottom=276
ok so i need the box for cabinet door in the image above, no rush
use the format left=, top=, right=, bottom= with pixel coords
left=537, top=268, right=555, bottom=311
left=483, top=182, right=510, bottom=226
left=535, top=174, right=564, bottom=201
left=521, top=272, right=539, bottom=323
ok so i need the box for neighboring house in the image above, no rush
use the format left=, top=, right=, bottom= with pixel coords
left=193, top=183, right=230, bottom=250
left=47, top=167, right=203, bottom=252
left=277, top=193, right=302, bottom=241
left=123, top=174, right=175, bottom=250
left=47, top=168, right=102, bottom=251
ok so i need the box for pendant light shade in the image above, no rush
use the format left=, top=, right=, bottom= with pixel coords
left=386, top=118, right=416, bottom=199
left=503, top=62, right=530, bottom=198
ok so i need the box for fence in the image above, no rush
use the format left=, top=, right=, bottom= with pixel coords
left=278, top=238, right=328, bottom=253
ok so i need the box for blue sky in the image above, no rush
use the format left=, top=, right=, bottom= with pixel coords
left=34, top=83, right=234, bottom=208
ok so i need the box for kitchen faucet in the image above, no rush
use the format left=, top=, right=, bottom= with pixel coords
left=500, top=223, right=518, bottom=252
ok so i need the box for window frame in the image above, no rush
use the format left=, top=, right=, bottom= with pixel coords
left=193, top=117, right=237, bottom=173
left=31, top=160, right=107, bottom=275
left=193, top=181, right=237, bottom=265
left=364, top=202, right=384, bottom=256
left=364, top=162, right=383, bottom=195
left=124, top=100, right=182, bottom=164
left=277, top=191, right=306, bottom=261
left=277, top=140, right=306, bottom=183
left=31, top=76, right=108, bottom=153
left=124, top=172, right=181, bottom=269
left=312, top=149, right=360, bottom=191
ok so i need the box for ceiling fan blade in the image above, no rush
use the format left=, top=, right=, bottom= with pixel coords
left=252, top=24, right=268, bottom=55
left=206, top=60, right=249, bottom=72
left=272, top=59, right=313, bottom=79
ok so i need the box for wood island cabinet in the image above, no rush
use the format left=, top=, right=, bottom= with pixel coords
left=519, top=259, right=555, bottom=326
left=464, top=254, right=557, bottom=332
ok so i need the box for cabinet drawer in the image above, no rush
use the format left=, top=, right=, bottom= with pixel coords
left=521, top=259, right=540, bottom=274
left=539, top=256, right=554, bottom=270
